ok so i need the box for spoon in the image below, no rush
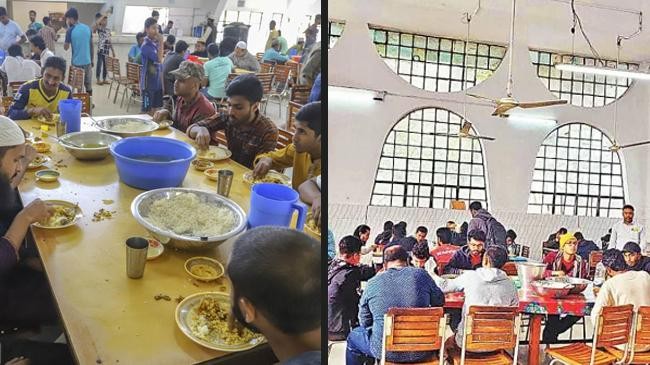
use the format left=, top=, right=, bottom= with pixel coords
left=52, top=136, right=83, bottom=148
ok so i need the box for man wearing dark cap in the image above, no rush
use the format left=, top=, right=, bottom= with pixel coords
left=152, top=61, right=215, bottom=132
left=591, top=249, right=650, bottom=352
left=346, top=245, right=444, bottom=365
left=622, top=242, right=650, bottom=274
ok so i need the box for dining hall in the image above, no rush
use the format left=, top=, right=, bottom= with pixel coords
left=0, top=0, right=322, bottom=364
left=328, top=0, right=650, bottom=364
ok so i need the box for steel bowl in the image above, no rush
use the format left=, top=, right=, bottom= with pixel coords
left=58, top=131, right=122, bottom=160
left=516, top=262, right=547, bottom=286
left=531, top=280, right=575, bottom=298
left=131, top=188, right=247, bottom=250
left=94, top=117, right=159, bottom=137
left=547, top=277, right=592, bottom=294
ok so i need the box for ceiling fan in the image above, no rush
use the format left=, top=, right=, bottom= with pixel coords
left=427, top=121, right=495, bottom=141
left=466, top=0, right=567, bottom=117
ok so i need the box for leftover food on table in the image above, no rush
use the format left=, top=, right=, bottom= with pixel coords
left=188, top=297, right=258, bottom=345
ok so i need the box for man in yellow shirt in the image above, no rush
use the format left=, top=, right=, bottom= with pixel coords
left=253, top=102, right=321, bottom=189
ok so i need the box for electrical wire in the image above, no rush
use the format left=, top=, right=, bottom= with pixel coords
left=571, top=0, right=604, bottom=65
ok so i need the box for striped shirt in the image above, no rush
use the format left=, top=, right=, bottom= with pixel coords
left=38, top=26, right=57, bottom=52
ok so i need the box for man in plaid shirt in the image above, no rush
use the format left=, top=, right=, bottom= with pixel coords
left=187, top=74, right=278, bottom=169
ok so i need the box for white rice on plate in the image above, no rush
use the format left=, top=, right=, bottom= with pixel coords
left=188, top=297, right=258, bottom=345
left=145, top=193, right=236, bottom=237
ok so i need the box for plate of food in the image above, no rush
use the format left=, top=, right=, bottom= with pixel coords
left=28, top=154, right=50, bottom=169
left=242, top=171, right=291, bottom=187
left=32, top=200, right=82, bottom=229
left=192, top=159, right=214, bottom=171
left=304, top=211, right=320, bottom=238
left=175, top=292, right=265, bottom=352
left=36, top=113, right=60, bottom=125
left=32, top=142, right=51, bottom=153
left=196, top=146, right=232, bottom=162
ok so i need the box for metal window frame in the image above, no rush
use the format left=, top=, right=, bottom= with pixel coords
left=328, top=20, right=345, bottom=49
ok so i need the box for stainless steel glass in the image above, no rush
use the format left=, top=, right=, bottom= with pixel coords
left=126, top=237, right=148, bottom=279
left=217, top=169, right=234, bottom=197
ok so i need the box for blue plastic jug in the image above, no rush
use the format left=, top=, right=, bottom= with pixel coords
left=248, top=183, right=307, bottom=230
left=58, top=99, right=82, bottom=133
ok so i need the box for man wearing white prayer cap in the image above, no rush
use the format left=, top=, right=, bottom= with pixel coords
left=227, top=40, right=260, bottom=72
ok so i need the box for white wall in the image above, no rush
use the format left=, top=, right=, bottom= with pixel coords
left=328, top=0, right=650, bottom=256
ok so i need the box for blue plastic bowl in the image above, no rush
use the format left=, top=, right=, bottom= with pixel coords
left=109, top=137, right=196, bottom=190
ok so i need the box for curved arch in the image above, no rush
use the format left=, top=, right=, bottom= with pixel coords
left=527, top=122, right=626, bottom=217
left=371, top=107, right=489, bottom=209
left=328, top=20, right=345, bottom=49
left=367, top=24, right=507, bottom=93
left=529, top=50, right=637, bottom=107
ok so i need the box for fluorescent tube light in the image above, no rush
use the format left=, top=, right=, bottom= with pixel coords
left=555, top=63, right=650, bottom=80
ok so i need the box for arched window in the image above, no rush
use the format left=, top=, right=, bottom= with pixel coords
left=528, top=123, right=625, bottom=217
left=529, top=50, right=637, bottom=107
left=371, top=108, right=488, bottom=208
left=368, top=24, right=506, bottom=92
left=329, top=20, right=345, bottom=49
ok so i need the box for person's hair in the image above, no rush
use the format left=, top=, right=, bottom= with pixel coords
left=392, top=224, right=407, bottom=239
left=315, top=14, right=321, bottom=21
left=623, top=204, right=635, bottom=211
left=270, top=20, right=276, bottom=27
left=166, top=35, right=176, bottom=45
left=412, top=241, right=430, bottom=260
left=485, top=247, right=508, bottom=269
left=506, top=229, right=517, bottom=241
left=574, top=232, right=584, bottom=240
left=196, top=40, right=206, bottom=46
left=136, top=32, right=145, bottom=40
left=25, top=29, right=37, bottom=38
left=271, top=39, right=280, bottom=48
left=7, top=44, right=22, bottom=58
left=151, top=10, right=160, bottom=17
left=469, top=201, right=482, bottom=211
left=416, top=226, right=428, bottom=235
left=219, top=37, right=238, bottom=57
left=175, top=40, right=188, bottom=53
left=227, top=227, right=320, bottom=334
left=468, top=229, right=486, bottom=243
left=436, top=227, right=452, bottom=244
left=168, top=20, right=174, bottom=25
left=29, top=35, right=46, bottom=51
left=338, top=235, right=362, bottom=256
left=278, top=30, right=282, bottom=36
left=0, top=7, right=7, bottom=17
left=95, top=12, right=102, bottom=19
left=558, top=227, right=568, bottom=235
left=226, top=74, right=264, bottom=103
left=295, top=102, right=321, bottom=136
left=43, top=56, right=67, bottom=76
left=207, top=43, right=219, bottom=57
left=144, top=17, right=158, bottom=30
left=64, top=8, right=79, bottom=21
left=383, top=221, right=394, bottom=232
left=602, top=248, right=628, bottom=272
left=384, top=245, right=409, bottom=263
left=29, top=10, right=36, bottom=15
left=447, top=220, right=456, bottom=225
left=43, top=16, right=50, bottom=25
left=353, top=225, right=371, bottom=238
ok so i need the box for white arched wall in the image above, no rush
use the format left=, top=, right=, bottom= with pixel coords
left=328, top=0, right=650, bottom=260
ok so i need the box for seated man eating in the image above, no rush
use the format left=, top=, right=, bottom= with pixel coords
left=186, top=74, right=278, bottom=169
left=8, top=56, right=72, bottom=120
left=443, top=230, right=486, bottom=275
left=152, top=61, right=215, bottom=132
left=253, top=101, right=321, bottom=189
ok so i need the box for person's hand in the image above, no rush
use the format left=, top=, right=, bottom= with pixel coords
left=6, top=357, right=30, bottom=365
left=193, top=126, right=211, bottom=150
left=152, top=109, right=169, bottom=122
left=19, top=199, right=52, bottom=225
left=29, top=107, right=52, bottom=119
left=311, top=195, right=321, bottom=227
left=252, top=157, right=272, bottom=179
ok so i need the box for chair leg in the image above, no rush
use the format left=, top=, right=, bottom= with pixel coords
left=113, top=83, right=121, bottom=104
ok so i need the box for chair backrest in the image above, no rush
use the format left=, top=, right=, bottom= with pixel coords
left=589, top=251, right=604, bottom=279
left=67, top=66, right=84, bottom=93
left=256, top=73, right=275, bottom=95
left=273, top=64, right=292, bottom=86
left=214, top=130, right=228, bottom=147
left=260, top=63, right=273, bottom=74
left=291, top=84, right=311, bottom=104
left=462, top=306, right=520, bottom=354
left=594, top=304, right=634, bottom=349
left=277, top=129, right=293, bottom=150
left=501, top=262, right=518, bottom=276
left=255, top=52, right=264, bottom=63
left=286, top=101, right=303, bottom=132
left=520, top=245, right=530, bottom=258
left=286, top=61, right=300, bottom=83
left=2, top=96, right=13, bottom=115
left=381, top=307, right=445, bottom=364
left=126, top=62, right=141, bottom=84
left=110, top=57, right=123, bottom=77
left=73, top=93, right=91, bottom=115
left=632, top=306, right=650, bottom=360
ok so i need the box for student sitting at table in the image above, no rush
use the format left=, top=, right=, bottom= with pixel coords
left=8, top=56, right=72, bottom=120
left=187, top=74, right=278, bottom=169
left=262, top=39, right=289, bottom=64
left=411, top=240, right=437, bottom=277
left=374, top=221, right=393, bottom=246
left=253, top=101, right=321, bottom=189
left=201, top=43, right=234, bottom=101
left=1, top=45, right=41, bottom=85
left=152, top=61, right=215, bottom=133
left=505, top=229, right=520, bottom=256
left=228, top=41, right=260, bottom=72
left=622, top=241, right=650, bottom=274
left=190, top=40, right=207, bottom=58
left=542, top=233, right=588, bottom=343
left=228, top=227, right=321, bottom=364
left=433, top=246, right=519, bottom=351
left=443, top=230, right=486, bottom=275
left=298, top=175, right=320, bottom=227
left=328, top=235, right=376, bottom=341
left=574, top=231, right=600, bottom=261
left=430, top=227, right=461, bottom=275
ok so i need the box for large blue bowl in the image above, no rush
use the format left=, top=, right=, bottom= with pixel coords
left=110, top=137, right=196, bottom=190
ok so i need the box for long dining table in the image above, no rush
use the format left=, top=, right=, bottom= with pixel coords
left=14, top=114, right=301, bottom=364
left=444, top=280, right=597, bottom=365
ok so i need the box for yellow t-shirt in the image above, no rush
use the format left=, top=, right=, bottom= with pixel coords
left=255, top=143, right=321, bottom=189
left=7, top=79, right=73, bottom=120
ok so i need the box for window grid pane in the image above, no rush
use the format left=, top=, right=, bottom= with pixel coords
left=371, top=108, right=488, bottom=209
left=527, top=123, right=626, bottom=217
left=529, top=50, right=637, bottom=107
left=368, top=25, right=506, bottom=92
left=329, top=20, right=345, bottom=49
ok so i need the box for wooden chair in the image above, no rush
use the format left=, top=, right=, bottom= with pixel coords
left=8, top=81, right=25, bottom=96
left=589, top=251, right=604, bottom=280
left=260, top=62, right=273, bottom=74
left=448, top=306, right=521, bottom=365
left=122, top=63, right=142, bottom=111
left=290, top=84, right=311, bottom=104
left=286, top=60, right=300, bottom=84
left=501, top=262, right=518, bottom=276
left=107, top=56, right=131, bottom=103
left=255, top=52, right=264, bottom=63
left=546, top=304, right=634, bottom=365
left=256, top=73, right=274, bottom=114
left=380, top=307, right=447, bottom=365
left=520, top=245, right=530, bottom=258
left=277, top=128, right=293, bottom=151
left=608, top=306, right=650, bottom=364
left=2, top=96, right=13, bottom=115
left=286, top=101, right=302, bottom=132
left=73, top=93, right=91, bottom=115
left=67, top=66, right=84, bottom=93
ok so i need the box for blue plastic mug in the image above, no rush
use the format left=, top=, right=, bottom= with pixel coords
left=58, top=99, right=82, bottom=133
left=248, top=183, right=307, bottom=230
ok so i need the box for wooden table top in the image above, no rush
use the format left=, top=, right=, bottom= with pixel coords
left=16, top=115, right=276, bottom=365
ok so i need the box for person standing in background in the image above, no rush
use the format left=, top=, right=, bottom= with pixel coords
left=0, top=7, right=26, bottom=52
left=611, top=204, right=646, bottom=252
left=150, top=10, right=163, bottom=35
left=200, top=16, right=216, bottom=46
left=63, top=8, right=93, bottom=95
left=303, top=14, right=321, bottom=52
left=140, top=17, right=163, bottom=113
left=276, top=30, right=288, bottom=54
left=92, top=13, right=114, bottom=86
left=162, top=20, right=173, bottom=35
left=38, top=17, right=57, bottom=53
left=27, top=10, right=42, bottom=32
left=128, top=32, right=145, bottom=63
left=264, top=20, right=279, bottom=51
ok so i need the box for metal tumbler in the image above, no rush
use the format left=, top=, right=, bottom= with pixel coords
left=56, top=119, right=67, bottom=137
left=126, top=237, right=148, bottom=279
left=217, top=169, right=234, bottom=197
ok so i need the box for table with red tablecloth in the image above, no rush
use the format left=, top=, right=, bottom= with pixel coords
left=444, top=283, right=597, bottom=365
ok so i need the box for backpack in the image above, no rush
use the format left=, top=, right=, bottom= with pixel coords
left=485, top=217, right=507, bottom=250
